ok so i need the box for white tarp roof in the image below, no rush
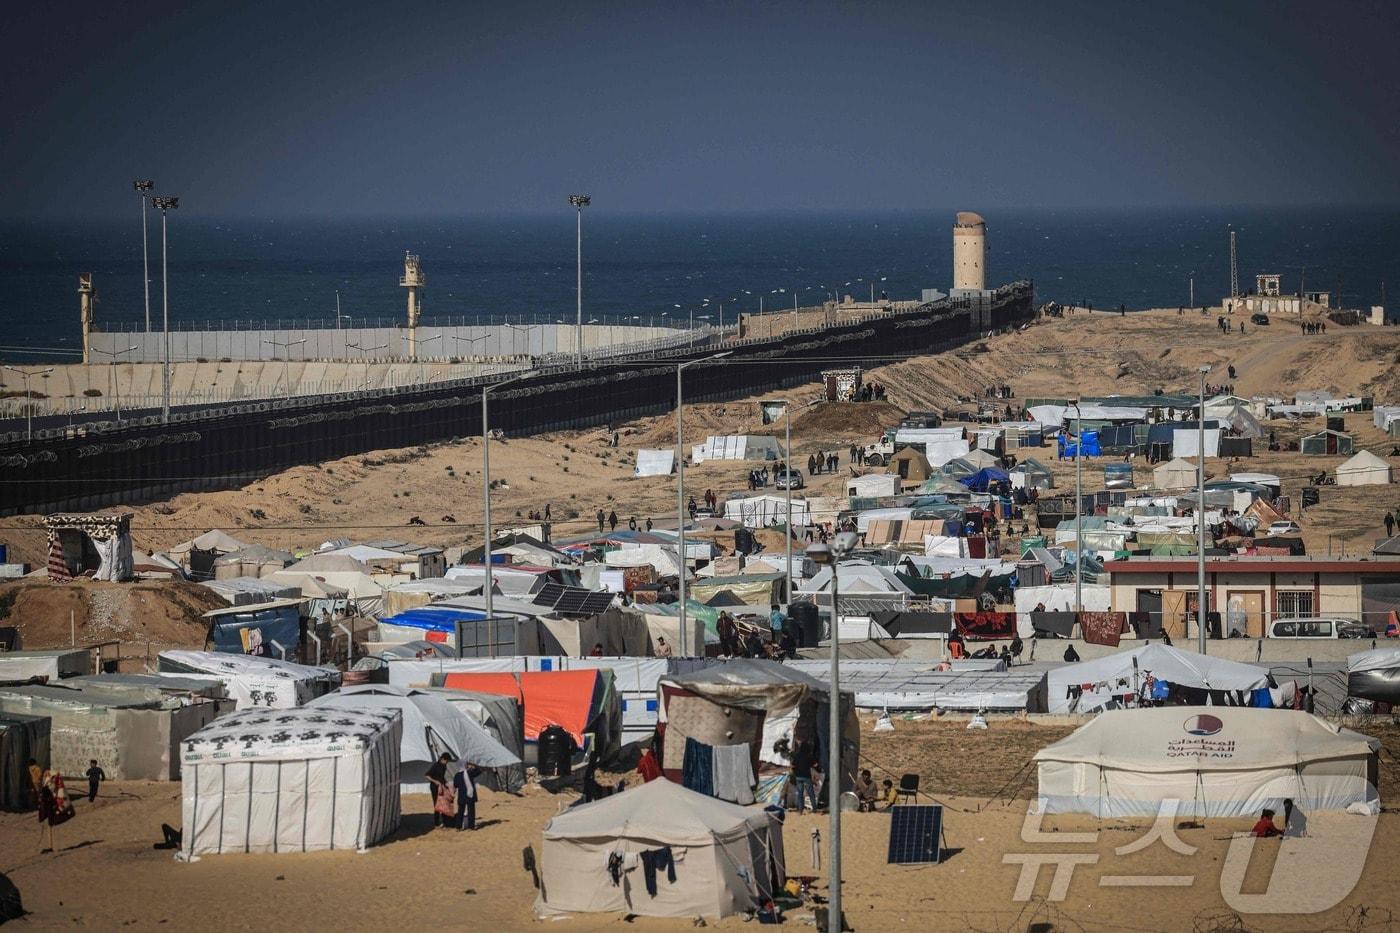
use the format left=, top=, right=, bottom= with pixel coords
left=1173, top=428, right=1221, bottom=459
left=799, top=564, right=912, bottom=596
left=722, top=494, right=809, bottom=529
left=922, top=439, right=972, bottom=468
left=1028, top=404, right=1148, bottom=424
left=604, top=543, right=681, bottom=577
left=785, top=658, right=1044, bottom=711
left=1036, top=707, right=1375, bottom=772
left=1045, top=644, right=1269, bottom=714
left=158, top=650, right=339, bottom=709
left=634, top=448, right=676, bottom=477
left=1348, top=647, right=1400, bottom=674
left=543, top=776, right=770, bottom=844
left=182, top=706, right=400, bottom=764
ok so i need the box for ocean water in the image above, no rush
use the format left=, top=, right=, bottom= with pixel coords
left=2, top=208, right=1398, bottom=361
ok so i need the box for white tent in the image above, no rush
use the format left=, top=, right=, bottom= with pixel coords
left=923, top=438, right=972, bottom=468
left=181, top=707, right=401, bottom=856
left=1045, top=644, right=1269, bottom=714
left=536, top=778, right=785, bottom=920
left=1153, top=458, right=1199, bottom=490
left=167, top=529, right=247, bottom=558
left=722, top=494, right=809, bottom=529
left=306, top=684, right=520, bottom=792
left=605, top=544, right=682, bottom=577
left=1036, top=707, right=1379, bottom=818
left=963, top=448, right=1000, bottom=468
left=1336, top=450, right=1393, bottom=487
left=846, top=473, right=901, bottom=498
left=634, top=448, right=676, bottom=477
left=157, top=650, right=339, bottom=709
left=692, top=435, right=783, bottom=463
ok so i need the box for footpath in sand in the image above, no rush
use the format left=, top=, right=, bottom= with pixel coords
left=3, top=716, right=1400, bottom=931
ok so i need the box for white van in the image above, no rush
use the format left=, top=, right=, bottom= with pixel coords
left=1268, top=617, right=1368, bottom=639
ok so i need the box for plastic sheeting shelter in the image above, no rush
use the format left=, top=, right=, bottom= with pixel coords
left=180, top=707, right=401, bottom=856
left=439, top=668, right=615, bottom=748
left=1036, top=708, right=1379, bottom=818
left=1173, top=428, right=1221, bottom=458
left=202, top=599, right=303, bottom=660
left=0, top=713, right=50, bottom=811
left=1301, top=430, right=1354, bottom=456
left=722, top=494, right=810, bottom=529
left=307, top=684, right=520, bottom=792
left=692, top=435, right=783, bottom=463
left=960, top=467, right=1009, bottom=492
left=1045, top=644, right=1270, bottom=714
left=634, top=448, right=676, bottom=477
left=1336, top=450, right=1392, bottom=487
left=1010, top=458, right=1054, bottom=490
left=536, top=778, right=785, bottom=920
left=158, top=650, right=340, bottom=710
left=847, top=473, right=900, bottom=498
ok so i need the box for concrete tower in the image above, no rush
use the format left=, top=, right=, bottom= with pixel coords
left=400, top=251, right=425, bottom=357
left=78, top=273, right=95, bottom=364
left=952, top=211, right=986, bottom=291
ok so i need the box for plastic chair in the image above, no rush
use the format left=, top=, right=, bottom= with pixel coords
left=896, top=773, right=920, bottom=804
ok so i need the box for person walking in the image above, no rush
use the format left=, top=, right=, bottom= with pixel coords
left=608, top=510, right=618, bottom=531
left=84, top=759, right=105, bottom=803
left=1386, top=511, right=1395, bottom=538
left=544, top=502, right=552, bottom=521
left=597, top=509, right=606, bottom=533
left=453, top=760, right=480, bottom=831
left=628, top=516, right=637, bottom=531
left=646, top=516, right=654, bottom=531
left=808, top=453, right=818, bottom=476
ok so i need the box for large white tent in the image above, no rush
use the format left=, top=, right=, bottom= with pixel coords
left=306, top=684, right=520, bottom=792
left=157, top=650, right=339, bottom=709
left=1336, top=450, right=1393, bottom=487
left=634, top=448, right=676, bottom=477
left=1152, top=458, right=1199, bottom=490
left=536, top=778, right=785, bottom=920
left=180, top=707, right=401, bottom=856
left=1036, top=707, right=1379, bottom=818
left=847, top=473, right=901, bottom=498
left=1045, top=644, right=1269, bottom=714
left=692, top=435, right=783, bottom=463
left=722, top=494, right=809, bottom=529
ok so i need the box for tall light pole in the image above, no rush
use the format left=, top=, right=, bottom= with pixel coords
left=764, top=397, right=796, bottom=603
left=347, top=341, right=388, bottom=393
left=569, top=195, right=590, bottom=368
left=415, top=334, right=442, bottom=384
left=263, top=338, right=307, bottom=396
left=152, top=196, right=178, bottom=422
left=134, top=181, right=154, bottom=332
left=482, top=372, right=531, bottom=651
left=3, top=365, right=55, bottom=441
left=90, top=345, right=137, bottom=421
left=1071, top=400, right=1083, bottom=613
left=1198, top=364, right=1212, bottom=652
left=677, top=351, right=732, bottom=654
left=807, top=530, right=857, bottom=932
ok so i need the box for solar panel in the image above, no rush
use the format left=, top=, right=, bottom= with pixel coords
left=887, top=804, right=943, bottom=864
left=532, top=583, right=615, bottom=617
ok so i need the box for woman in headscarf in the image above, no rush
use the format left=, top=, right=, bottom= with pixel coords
left=37, top=769, right=74, bottom=852
left=452, top=759, right=480, bottom=831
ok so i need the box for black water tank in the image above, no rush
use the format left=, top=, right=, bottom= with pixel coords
left=787, top=602, right=820, bottom=648
left=537, top=724, right=573, bottom=778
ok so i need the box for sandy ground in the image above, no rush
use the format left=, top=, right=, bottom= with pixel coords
left=5, top=716, right=1400, bottom=931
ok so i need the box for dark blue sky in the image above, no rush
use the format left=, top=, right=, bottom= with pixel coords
left=4, top=0, right=1398, bottom=218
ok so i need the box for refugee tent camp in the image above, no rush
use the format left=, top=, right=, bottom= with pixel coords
left=535, top=777, right=785, bottom=920
left=306, top=684, right=520, bottom=792
left=1336, top=450, right=1393, bottom=487
left=437, top=668, right=624, bottom=762
left=180, top=707, right=402, bottom=856
left=1035, top=707, right=1380, bottom=817
left=887, top=447, right=935, bottom=484
left=422, top=687, right=527, bottom=792
left=1152, top=458, right=1199, bottom=490
left=1045, top=644, right=1270, bottom=714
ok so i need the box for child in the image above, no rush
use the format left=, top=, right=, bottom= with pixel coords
left=85, top=759, right=106, bottom=803
left=880, top=779, right=898, bottom=809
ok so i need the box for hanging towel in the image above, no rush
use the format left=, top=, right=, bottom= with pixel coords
left=1151, top=679, right=1170, bottom=701
left=711, top=744, right=756, bottom=805
left=682, top=737, right=715, bottom=796
left=1251, top=687, right=1272, bottom=708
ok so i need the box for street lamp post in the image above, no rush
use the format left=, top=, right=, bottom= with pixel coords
left=90, top=345, right=137, bottom=420
left=416, top=334, right=443, bottom=384
left=151, top=196, right=178, bottom=422
left=134, top=180, right=154, bottom=332
left=3, top=365, right=55, bottom=441
left=1198, top=365, right=1212, bottom=652
left=764, top=398, right=797, bottom=603
left=1071, top=400, right=1083, bottom=613
left=347, top=341, right=389, bottom=393
left=806, top=530, right=857, bottom=932
left=482, top=372, right=531, bottom=653
left=569, top=195, right=590, bottom=368
left=262, top=338, right=307, bottom=396
left=676, top=351, right=732, bottom=654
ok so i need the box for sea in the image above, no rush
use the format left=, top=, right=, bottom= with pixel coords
left=2, top=208, right=1398, bottom=361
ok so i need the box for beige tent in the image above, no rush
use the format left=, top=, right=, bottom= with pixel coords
left=963, top=447, right=1000, bottom=468
left=1152, top=457, right=1199, bottom=490
left=536, top=778, right=785, bottom=920
left=1336, top=450, right=1393, bottom=487
left=167, top=529, right=247, bottom=558
left=887, top=447, right=934, bottom=484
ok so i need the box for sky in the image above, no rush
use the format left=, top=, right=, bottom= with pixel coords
left=3, top=0, right=1398, bottom=219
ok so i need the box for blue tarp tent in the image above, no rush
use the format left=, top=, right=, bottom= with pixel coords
left=1058, top=431, right=1101, bottom=458
left=379, top=605, right=488, bottom=638
left=960, top=467, right=1010, bottom=492
left=206, top=601, right=302, bottom=658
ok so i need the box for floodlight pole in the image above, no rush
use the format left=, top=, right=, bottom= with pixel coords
left=4, top=366, right=55, bottom=441
left=1198, top=365, right=1211, bottom=653
left=1072, top=401, right=1083, bottom=614
left=153, top=197, right=178, bottom=423
left=483, top=373, right=529, bottom=655
left=676, top=352, right=731, bottom=655
left=569, top=195, right=590, bottom=368
left=823, top=532, right=855, bottom=932
left=134, top=180, right=154, bottom=332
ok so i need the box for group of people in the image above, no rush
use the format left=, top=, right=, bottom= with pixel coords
left=715, top=610, right=796, bottom=659
left=947, top=629, right=1024, bottom=665
left=1216, top=316, right=1247, bottom=334
left=807, top=450, right=841, bottom=475
left=746, top=467, right=771, bottom=490
left=984, top=384, right=1015, bottom=400
left=425, top=753, right=482, bottom=831
left=852, top=382, right=887, bottom=402
left=1301, top=321, right=1327, bottom=335
left=526, top=503, right=553, bottom=522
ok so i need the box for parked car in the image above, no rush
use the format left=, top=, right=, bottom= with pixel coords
left=774, top=468, right=805, bottom=490
left=1250, top=313, right=1270, bottom=325
left=1265, top=520, right=1301, bottom=536
left=1269, top=617, right=1369, bottom=639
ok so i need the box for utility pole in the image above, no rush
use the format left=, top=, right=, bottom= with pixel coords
left=1229, top=228, right=1239, bottom=300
